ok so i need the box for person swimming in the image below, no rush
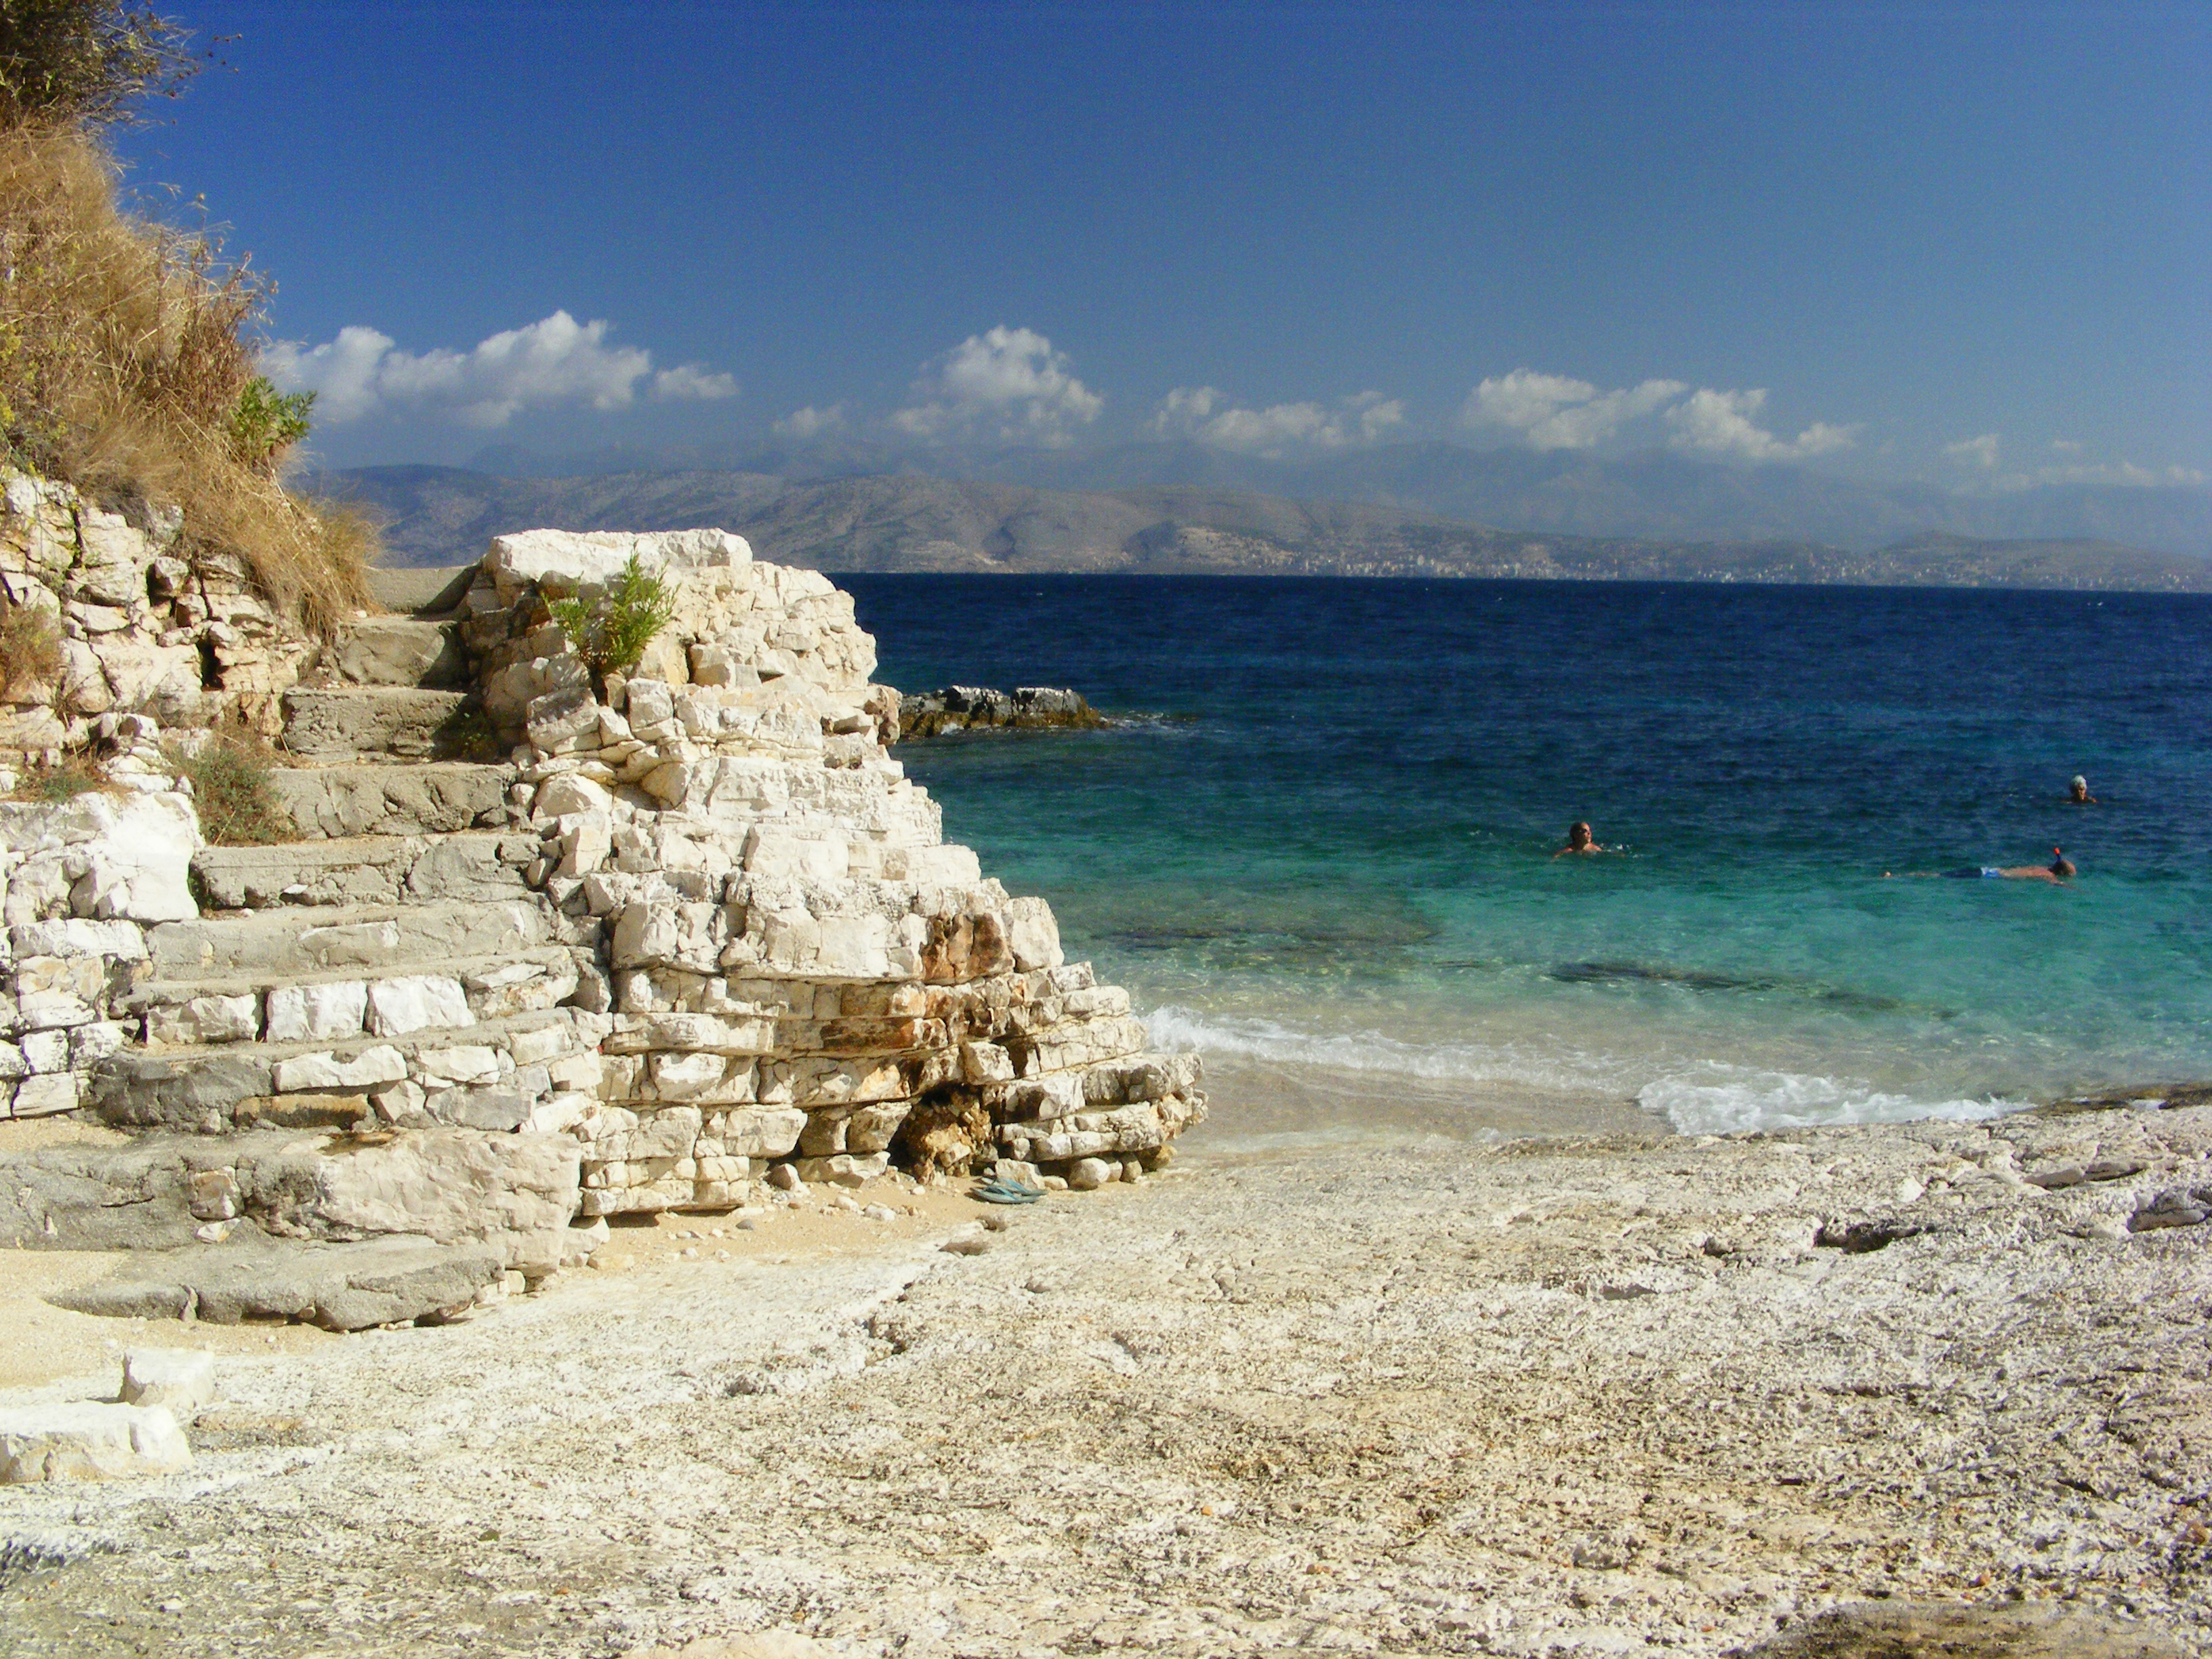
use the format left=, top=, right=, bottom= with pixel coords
left=1554, top=821, right=1605, bottom=857
left=2067, top=775, right=2097, bottom=804
left=1887, top=848, right=2075, bottom=882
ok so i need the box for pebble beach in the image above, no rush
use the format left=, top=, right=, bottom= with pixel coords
left=5, top=1091, right=2209, bottom=1658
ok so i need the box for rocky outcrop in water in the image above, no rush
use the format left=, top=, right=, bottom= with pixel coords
left=896, top=684, right=1105, bottom=739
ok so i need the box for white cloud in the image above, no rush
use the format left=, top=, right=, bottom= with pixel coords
left=1460, top=370, right=1686, bottom=451
left=1458, top=368, right=1856, bottom=463
left=262, top=311, right=733, bottom=428
left=651, top=364, right=738, bottom=401
left=2051, top=438, right=2083, bottom=454
left=1944, top=433, right=2001, bottom=469
left=1150, top=386, right=1406, bottom=457
left=2018, top=459, right=2208, bottom=489
left=1662, top=387, right=1858, bottom=462
left=774, top=403, right=846, bottom=439
left=890, top=327, right=1103, bottom=445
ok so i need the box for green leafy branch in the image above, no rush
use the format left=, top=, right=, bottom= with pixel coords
left=548, top=553, right=677, bottom=689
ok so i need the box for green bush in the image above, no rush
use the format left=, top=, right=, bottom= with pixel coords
left=548, top=554, right=677, bottom=689
left=180, top=735, right=287, bottom=844
left=228, top=375, right=313, bottom=473
left=0, top=1, right=201, bottom=129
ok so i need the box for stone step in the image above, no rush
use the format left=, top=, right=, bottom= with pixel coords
left=280, top=687, right=476, bottom=761
left=270, top=761, right=518, bottom=840
left=90, top=1008, right=602, bottom=1134
left=327, top=617, right=469, bottom=689
left=366, top=563, right=475, bottom=617
left=3, top=1124, right=577, bottom=1274
left=129, top=945, right=583, bottom=1036
left=144, top=897, right=558, bottom=979
left=49, top=1237, right=506, bottom=1330
left=190, top=831, right=536, bottom=910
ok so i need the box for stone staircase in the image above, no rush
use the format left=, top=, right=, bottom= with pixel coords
left=87, top=576, right=600, bottom=1147
left=5, top=527, right=1208, bottom=1326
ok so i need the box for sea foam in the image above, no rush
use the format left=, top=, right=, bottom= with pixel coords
left=1635, top=1067, right=2024, bottom=1136
left=1143, top=1004, right=1634, bottom=1093
left=1145, top=1004, right=2027, bottom=1136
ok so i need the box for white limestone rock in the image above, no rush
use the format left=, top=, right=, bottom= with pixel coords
left=119, top=1349, right=216, bottom=1417
left=1005, top=895, right=1065, bottom=972
left=308, top=1128, right=583, bottom=1275
left=9, top=918, right=147, bottom=961
left=58, top=791, right=201, bottom=923
left=487, top=527, right=750, bottom=604
left=535, top=773, right=613, bottom=817
left=265, top=981, right=369, bottom=1043
left=146, top=994, right=261, bottom=1046
left=794, top=1151, right=889, bottom=1187
left=960, top=1040, right=1016, bottom=1084
left=0, top=1402, right=190, bottom=1482
left=1067, top=1155, right=1118, bottom=1190
left=366, top=975, right=474, bottom=1037
left=526, top=686, right=601, bottom=756
left=9, top=1071, right=81, bottom=1116
left=272, top=1045, right=409, bottom=1092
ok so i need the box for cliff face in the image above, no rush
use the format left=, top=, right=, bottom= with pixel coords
left=0, top=470, right=318, bottom=760
left=1, top=516, right=1202, bottom=1316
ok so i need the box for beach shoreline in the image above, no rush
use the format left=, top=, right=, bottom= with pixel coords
left=5, top=1096, right=2208, bottom=1657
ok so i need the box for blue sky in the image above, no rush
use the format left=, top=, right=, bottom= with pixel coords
left=120, top=1, right=2209, bottom=484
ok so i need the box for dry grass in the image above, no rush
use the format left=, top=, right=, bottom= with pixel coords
left=177, top=733, right=287, bottom=844
left=9, top=749, right=105, bottom=801
left=0, top=122, right=377, bottom=632
left=0, top=588, right=64, bottom=697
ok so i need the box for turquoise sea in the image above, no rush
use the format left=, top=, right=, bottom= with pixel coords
left=844, top=575, right=2212, bottom=1141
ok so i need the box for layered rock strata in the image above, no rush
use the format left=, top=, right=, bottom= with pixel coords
left=2, top=507, right=1204, bottom=1294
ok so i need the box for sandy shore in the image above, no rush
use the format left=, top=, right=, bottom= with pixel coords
left=3, top=1092, right=2209, bottom=1658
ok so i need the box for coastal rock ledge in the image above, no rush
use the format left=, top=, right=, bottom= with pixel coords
left=897, top=684, right=1107, bottom=739
left=0, top=513, right=1204, bottom=1298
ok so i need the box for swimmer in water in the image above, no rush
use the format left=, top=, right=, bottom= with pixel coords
left=1554, top=821, right=1605, bottom=857
left=1885, top=848, right=2075, bottom=882
left=2067, top=775, right=2097, bottom=804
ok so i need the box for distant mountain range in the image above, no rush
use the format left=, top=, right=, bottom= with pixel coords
left=447, top=436, right=2212, bottom=556
left=321, top=443, right=2212, bottom=594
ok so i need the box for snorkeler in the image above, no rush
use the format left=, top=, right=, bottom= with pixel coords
left=2067, top=775, right=2097, bottom=804
left=1885, top=848, right=2076, bottom=882
left=1554, top=821, right=1605, bottom=857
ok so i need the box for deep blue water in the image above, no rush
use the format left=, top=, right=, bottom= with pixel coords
left=843, top=575, right=2212, bottom=1133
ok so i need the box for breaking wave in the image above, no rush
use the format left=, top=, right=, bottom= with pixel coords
left=1635, top=1067, right=2024, bottom=1136
left=1143, top=1004, right=2028, bottom=1135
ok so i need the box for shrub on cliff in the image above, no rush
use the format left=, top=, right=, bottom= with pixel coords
left=0, top=586, right=63, bottom=695
left=178, top=734, right=285, bottom=844
left=0, top=5, right=377, bottom=632
left=0, top=1, right=201, bottom=128
left=549, top=554, right=678, bottom=690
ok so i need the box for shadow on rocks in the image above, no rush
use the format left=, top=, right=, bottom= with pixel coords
left=1735, top=1601, right=2182, bottom=1658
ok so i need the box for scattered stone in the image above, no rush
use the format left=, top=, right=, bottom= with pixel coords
left=119, top=1349, right=217, bottom=1417
left=0, top=1402, right=190, bottom=1483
